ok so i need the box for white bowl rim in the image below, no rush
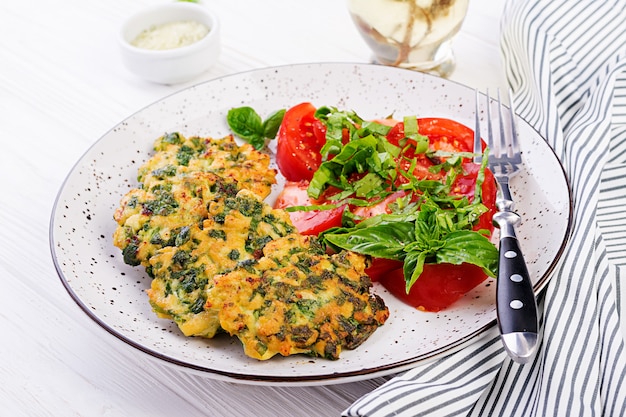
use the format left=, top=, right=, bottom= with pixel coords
left=118, top=2, right=220, bottom=58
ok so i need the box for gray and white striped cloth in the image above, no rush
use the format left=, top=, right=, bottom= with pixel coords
left=343, top=0, right=626, bottom=415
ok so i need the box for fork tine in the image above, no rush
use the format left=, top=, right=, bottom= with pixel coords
left=497, top=89, right=506, bottom=155
left=474, top=90, right=482, bottom=163
left=477, top=89, right=521, bottom=166
left=507, top=89, right=521, bottom=163
left=485, top=89, right=500, bottom=158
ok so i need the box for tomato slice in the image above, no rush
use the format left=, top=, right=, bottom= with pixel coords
left=387, top=118, right=475, bottom=152
left=365, top=258, right=404, bottom=282
left=274, top=181, right=345, bottom=235
left=390, top=118, right=481, bottom=186
left=417, top=117, right=476, bottom=153
left=351, top=190, right=410, bottom=219
left=379, top=263, right=489, bottom=312
left=276, top=103, right=327, bottom=181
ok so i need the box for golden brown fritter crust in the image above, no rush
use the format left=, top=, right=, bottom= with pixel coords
left=146, top=190, right=296, bottom=337
left=138, top=132, right=276, bottom=199
left=113, top=132, right=275, bottom=268
left=112, top=171, right=240, bottom=268
left=206, top=234, right=389, bottom=360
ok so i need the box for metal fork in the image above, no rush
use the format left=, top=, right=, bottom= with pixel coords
left=475, top=89, right=539, bottom=364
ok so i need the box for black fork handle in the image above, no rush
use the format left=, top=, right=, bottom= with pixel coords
left=492, top=211, right=539, bottom=363
left=496, top=236, right=538, bottom=333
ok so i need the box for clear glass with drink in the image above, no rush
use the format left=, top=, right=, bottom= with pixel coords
left=347, top=0, right=469, bottom=77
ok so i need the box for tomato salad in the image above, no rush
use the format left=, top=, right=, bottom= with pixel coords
left=227, top=103, right=499, bottom=312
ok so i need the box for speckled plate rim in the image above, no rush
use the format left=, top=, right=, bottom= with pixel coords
left=50, top=62, right=573, bottom=386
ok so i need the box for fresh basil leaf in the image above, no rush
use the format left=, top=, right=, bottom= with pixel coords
left=402, top=116, right=429, bottom=153
left=361, top=120, right=392, bottom=136
left=308, top=163, right=340, bottom=199
left=283, top=203, right=345, bottom=212
left=261, top=109, right=285, bottom=139
left=227, top=107, right=262, bottom=140
left=404, top=115, right=418, bottom=137
left=400, top=230, right=497, bottom=292
left=323, top=222, right=415, bottom=259
left=335, top=135, right=378, bottom=164
left=326, top=111, right=348, bottom=141
left=227, top=106, right=285, bottom=150
left=362, top=207, right=421, bottom=228
left=319, top=138, right=344, bottom=160
left=436, top=231, right=498, bottom=276
left=314, top=106, right=332, bottom=119
left=473, top=147, right=489, bottom=203
left=404, top=250, right=428, bottom=291
left=308, top=135, right=379, bottom=199
left=317, top=107, right=364, bottom=159
left=352, top=172, right=385, bottom=198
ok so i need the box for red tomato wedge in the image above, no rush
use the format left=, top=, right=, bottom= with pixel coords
left=378, top=264, right=489, bottom=312
left=389, top=118, right=481, bottom=184
left=275, top=103, right=327, bottom=181
left=387, top=118, right=476, bottom=152
left=274, top=181, right=345, bottom=236
left=417, top=117, right=476, bottom=152
left=365, top=258, right=404, bottom=282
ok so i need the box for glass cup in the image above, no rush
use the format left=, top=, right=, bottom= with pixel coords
left=347, top=0, right=469, bottom=77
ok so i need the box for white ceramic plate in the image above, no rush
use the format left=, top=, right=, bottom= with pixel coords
left=50, top=63, right=572, bottom=386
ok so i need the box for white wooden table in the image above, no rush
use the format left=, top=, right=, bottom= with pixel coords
left=0, top=1, right=506, bottom=415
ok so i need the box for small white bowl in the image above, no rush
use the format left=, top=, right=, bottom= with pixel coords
left=119, top=2, right=220, bottom=84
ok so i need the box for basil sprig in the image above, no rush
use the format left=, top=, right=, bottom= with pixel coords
left=321, top=193, right=497, bottom=292
left=227, top=106, right=285, bottom=150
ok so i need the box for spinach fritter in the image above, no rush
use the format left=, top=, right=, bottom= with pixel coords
left=112, top=132, right=389, bottom=360
left=113, top=132, right=276, bottom=267
left=113, top=171, right=240, bottom=267
left=146, top=190, right=295, bottom=337
left=138, top=132, right=276, bottom=198
left=207, top=234, right=389, bottom=360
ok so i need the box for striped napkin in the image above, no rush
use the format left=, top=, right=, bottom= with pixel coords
left=343, top=0, right=626, bottom=415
